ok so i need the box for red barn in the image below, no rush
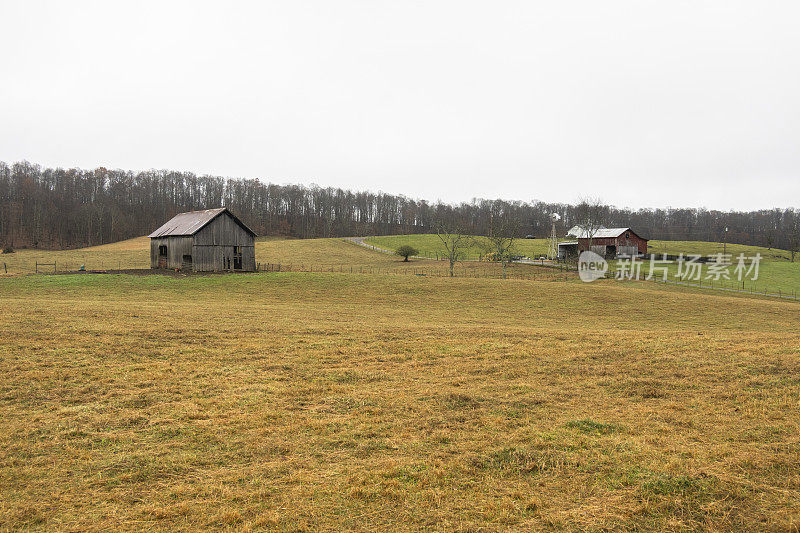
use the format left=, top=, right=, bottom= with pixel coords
left=574, top=227, right=648, bottom=258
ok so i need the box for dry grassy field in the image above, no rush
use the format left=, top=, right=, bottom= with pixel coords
left=1, top=264, right=799, bottom=530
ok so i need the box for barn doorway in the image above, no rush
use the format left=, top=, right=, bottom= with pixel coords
left=181, top=254, right=193, bottom=270
left=233, top=246, right=243, bottom=270
left=158, top=245, right=168, bottom=268
left=605, top=245, right=616, bottom=258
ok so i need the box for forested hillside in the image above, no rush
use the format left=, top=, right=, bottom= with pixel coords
left=1, top=160, right=798, bottom=250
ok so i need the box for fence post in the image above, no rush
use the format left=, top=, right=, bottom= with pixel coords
left=3, top=262, right=6, bottom=274
left=35, top=261, right=38, bottom=273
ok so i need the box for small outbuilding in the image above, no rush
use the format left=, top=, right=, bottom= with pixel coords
left=148, top=208, right=256, bottom=271
left=557, top=240, right=579, bottom=261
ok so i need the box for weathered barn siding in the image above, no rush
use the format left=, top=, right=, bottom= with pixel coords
left=150, top=236, right=193, bottom=269
left=193, top=214, right=253, bottom=246
left=149, top=208, right=257, bottom=272
left=192, top=214, right=256, bottom=271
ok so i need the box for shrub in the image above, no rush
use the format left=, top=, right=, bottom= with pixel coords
left=395, top=245, right=418, bottom=262
left=1, top=247, right=14, bottom=254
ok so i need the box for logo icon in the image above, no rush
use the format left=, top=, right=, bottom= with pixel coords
left=578, top=251, right=607, bottom=282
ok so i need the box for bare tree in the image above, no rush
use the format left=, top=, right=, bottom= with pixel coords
left=435, top=221, right=470, bottom=277
left=482, top=213, right=520, bottom=278
left=573, top=197, right=609, bottom=251
left=790, top=223, right=799, bottom=262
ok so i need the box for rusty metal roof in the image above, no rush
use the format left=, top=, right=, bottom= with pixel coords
left=148, top=208, right=256, bottom=238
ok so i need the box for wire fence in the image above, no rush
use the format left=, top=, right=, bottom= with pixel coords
left=598, top=268, right=800, bottom=301
left=2, top=255, right=798, bottom=301
left=649, top=275, right=800, bottom=301
left=1, top=258, right=149, bottom=275
left=0, top=256, right=575, bottom=282
left=258, top=262, right=576, bottom=281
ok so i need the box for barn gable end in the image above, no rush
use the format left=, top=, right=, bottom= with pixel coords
left=149, top=208, right=256, bottom=271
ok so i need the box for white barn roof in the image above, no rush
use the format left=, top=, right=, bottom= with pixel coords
left=568, top=227, right=633, bottom=239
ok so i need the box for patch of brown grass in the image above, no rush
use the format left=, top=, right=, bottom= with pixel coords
left=0, top=273, right=799, bottom=530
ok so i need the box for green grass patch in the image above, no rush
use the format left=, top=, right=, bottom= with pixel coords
left=364, top=234, right=551, bottom=259
left=565, top=419, right=622, bottom=435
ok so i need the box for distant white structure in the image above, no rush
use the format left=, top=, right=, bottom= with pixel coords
left=567, top=225, right=608, bottom=238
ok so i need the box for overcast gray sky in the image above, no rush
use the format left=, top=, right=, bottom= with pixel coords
left=1, top=1, right=798, bottom=210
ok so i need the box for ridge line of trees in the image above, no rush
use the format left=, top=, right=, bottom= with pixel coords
left=1, top=160, right=798, bottom=252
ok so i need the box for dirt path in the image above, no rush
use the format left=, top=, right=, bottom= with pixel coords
left=344, top=236, right=397, bottom=256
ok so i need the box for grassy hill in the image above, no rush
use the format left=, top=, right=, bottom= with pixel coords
left=365, top=234, right=794, bottom=261
left=647, top=239, right=793, bottom=261
left=0, top=236, right=395, bottom=274
left=364, top=234, right=552, bottom=259
left=3, top=233, right=800, bottom=297
left=2, top=233, right=792, bottom=272
left=0, top=236, right=572, bottom=281
left=1, top=271, right=799, bottom=530
left=0, top=237, right=153, bottom=273
left=3, top=234, right=800, bottom=296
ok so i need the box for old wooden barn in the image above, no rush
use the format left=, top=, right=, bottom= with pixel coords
left=148, top=208, right=256, bottom=271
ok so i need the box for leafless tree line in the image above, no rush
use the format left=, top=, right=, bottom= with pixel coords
left=1, top=161, right=799, bottom=255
